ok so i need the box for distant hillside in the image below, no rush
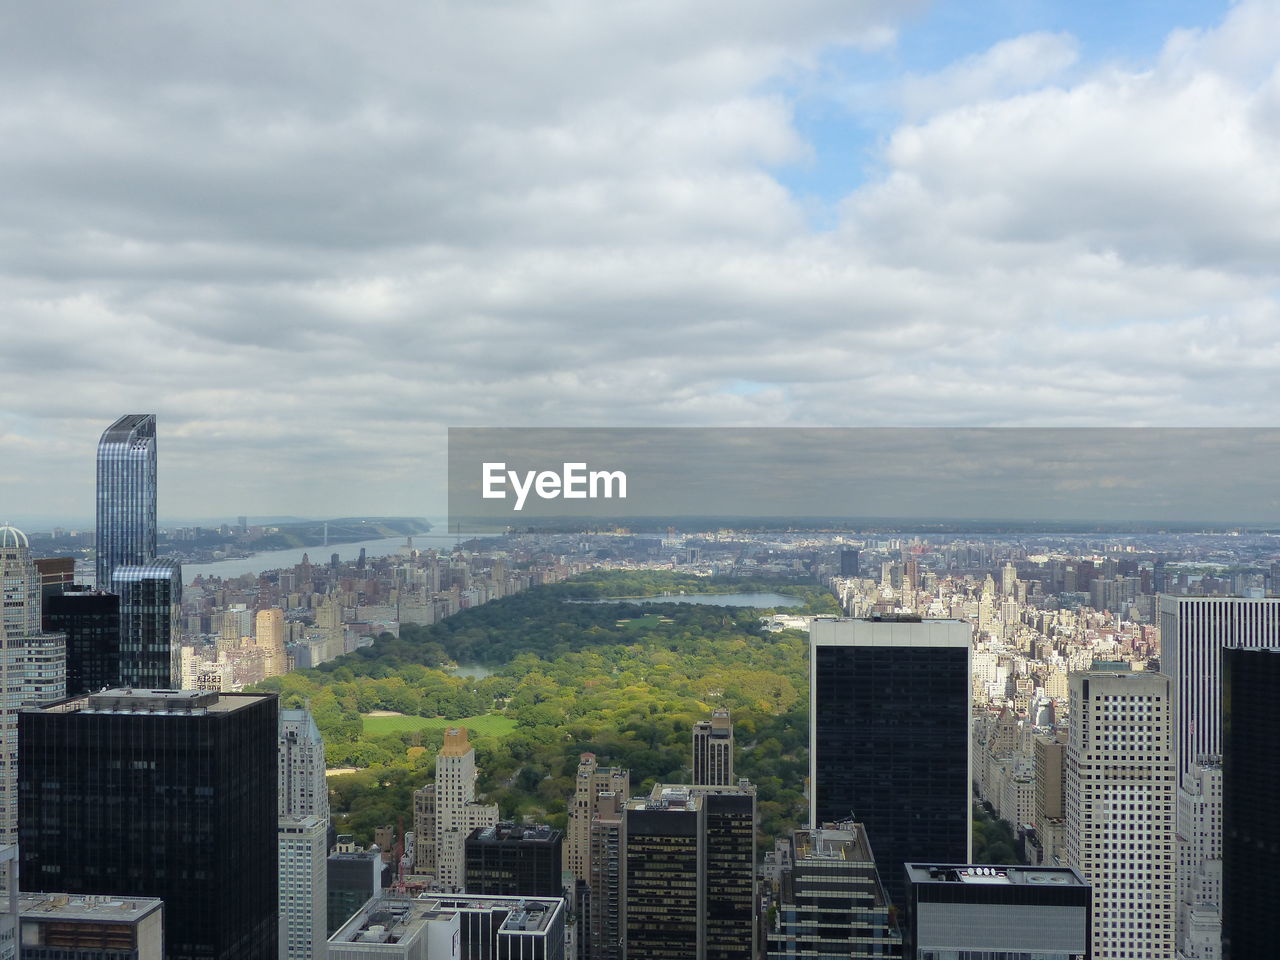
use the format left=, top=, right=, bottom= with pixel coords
left=252, top=517, right=431, bottom=549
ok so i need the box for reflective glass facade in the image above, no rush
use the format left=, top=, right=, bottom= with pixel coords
left=1222, top=647, right=1280, bottom=960
left=18, top=690, right=279, bottom=960
left=811, top=619, right=972, bottom=910
left=111, top=561, right=182, bottom=689
left=44, top=592, right=120, bottom=698
left=95, top=414, right=157, bottom=591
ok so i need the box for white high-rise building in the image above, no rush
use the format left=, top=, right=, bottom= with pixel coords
left=279, top=815, right=328, bottom=960
left=280, top=708, right=330, bottom=820
left=431, top=727, right=499, bottom=892
left=1176, top=762, right=1222, bottom=960
left=278, top=708, right=329, bottom=960
left=0, top=526, right=66, bottom=844
left=1066, top=668, right=1176, bottom=960
left=1158, top=596, right=1280, bottom=958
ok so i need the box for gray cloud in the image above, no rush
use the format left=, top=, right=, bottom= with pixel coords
left=1, top=1, right=1278, bottom=523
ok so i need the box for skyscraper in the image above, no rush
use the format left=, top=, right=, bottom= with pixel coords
left=625, top=787, right=705, bottom=959
left=427, top=727, right=500, bottom=892
left=280, top=708, right=330, bottom=960
left=585, top=789, right=626, bottom=960
left=903, top=863, right=1090, bottom=960
left=1066, top=668, right=1175, bottom=960
left=19, top=688, right=278, bottom=960
left=464, top=822, right=564, bottom=898
left=112, top=559, right=182, bottom=689
left=44, top=590, right=120, bottom=697
left=692, top=708, right=734, bottom=786
left=0, top=526, right=66, bottom=843
left=257, top=607, right=287, bottom=678
left=766, top=822, right=901, bottom=960
left=623, top=783, right=757, bottom=960
left=566, top=753, right=631, bottom=879
left=1221, top=647, right=1280, bottom=960
left=95, top=414, right=157, bottom=591
left=1157, top=595, right=1280, bottom=957
left=810, top=616, right=971, bottom=907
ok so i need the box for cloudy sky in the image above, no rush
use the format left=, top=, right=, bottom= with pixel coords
left=2, top=0, right=1277, bottom=524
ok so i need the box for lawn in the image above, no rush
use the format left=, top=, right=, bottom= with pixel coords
left=361, top=712, right=518, bottom=738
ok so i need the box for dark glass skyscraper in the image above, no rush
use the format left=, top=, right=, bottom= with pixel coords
left=810, top=617, right=972, bottom=909
left=112, top=560, right=182, bottom=689
left=44, top=591, right=121, bottom=697
left=19, top=688, right=279, bottom=960
left=95, top=414, right=157, bottom=591
left=1222, top=647, right=1280, bottom=960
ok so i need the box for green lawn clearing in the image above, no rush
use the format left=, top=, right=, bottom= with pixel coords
left=361, top=712, right=518, bottom=737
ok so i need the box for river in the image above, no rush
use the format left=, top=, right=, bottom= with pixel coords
left=182, top=530, right=498, bottom=584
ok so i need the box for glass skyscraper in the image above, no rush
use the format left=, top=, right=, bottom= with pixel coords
left=810, top=616, right=972, bottom=910
left=112, top=560, right=182, bottom=689
left=95, top=414, right=157, bottom=590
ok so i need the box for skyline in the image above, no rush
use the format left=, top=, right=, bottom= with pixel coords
left=3, top=2, right=1280, bottom=520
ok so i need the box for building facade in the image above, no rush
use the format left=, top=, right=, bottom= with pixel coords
left=903, top=863, right=1089, bottom=960
left=0, top=527, right=66, bottom=844
left=810, top=617, right=972, bottom=907
left=625, top=788, right=705, bottom=960
left=1065, top=668, right=1175, bottom=960
left=1221, top=647, right=1280, bottom=960
left=18, top=893, right=164, bottom=960
left=766, top=822, right=901, bottom=960
left=566, top=753, right=631, bottom=883
left=44, top=590, right=120, bottom=697
left=430, top=727, right=500, bottom=892
left=464, top=822, right=564, bottom=898
left=111, top=560, right=182, bottom=689
left=280, top=815, right=329, bottom=960
left=95, top=414, right=158, bottom=591
left=18, top=689, right=278, bottom=960
left=692, top=709, right=733, bottom=786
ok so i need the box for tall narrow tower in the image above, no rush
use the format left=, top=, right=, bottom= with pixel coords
left=95, top=414, right=157, bottom=590
left=692, top=708, right=734, bottom=786
left=810, top=616, right=971, bottom=908
left=1066, top=667, right=1175, bottom=960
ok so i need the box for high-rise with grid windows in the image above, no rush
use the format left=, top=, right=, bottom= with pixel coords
left=95, top=414, right=157, bottom=591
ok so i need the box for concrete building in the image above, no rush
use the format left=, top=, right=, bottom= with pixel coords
left=810, top=616, right=972, bottom=907
left=903, top=863, right=1090, bottom=960
left=280, top=815, right=330, bottom=960
left=766, top=821, right=900, bottom=959
left=18, top=893, right=164, bottom=960
left=1157, top=596, right=1280, bottom=959
left=328, top=893, right=565, bottom=960
left=584, top=790, right=626, bottom=960
left=281, top=707, right=331, bottom=820
left=565, top=754, right=630, bottom=881
left=0, top=526, right=66, bottom=843
left=257, top=607, right=288, bottom=678
left=464, top=823, right=563, bottom=898
left=692, top=708, right=733, bottom=786
left=1066, top=668, right=1175, bottom=960
left=427, top=728, right=500, bottom=892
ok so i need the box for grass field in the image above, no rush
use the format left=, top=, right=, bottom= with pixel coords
left=361, top=712, right=518, bottom=737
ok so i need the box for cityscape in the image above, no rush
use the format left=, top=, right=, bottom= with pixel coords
left=4, top=5, right=1280, bottom=959
left=0, top=414, right=1275, bottom=958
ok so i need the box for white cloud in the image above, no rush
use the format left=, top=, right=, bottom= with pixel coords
left=1, top=1, right=1279, bottom=519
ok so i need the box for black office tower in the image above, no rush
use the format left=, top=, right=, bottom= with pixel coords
left=840, top=548, right=860, bottom=578
left=465, top=822, right=564, bottom=898
left=1222, top=647, right=1280, bottom=960
left=810, top=617, right=971, bottom=909
left=19, top=689, right=278, bottom=960
left=44, top=591, right=121, bottom=696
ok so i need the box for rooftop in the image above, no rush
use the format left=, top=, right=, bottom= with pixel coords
left=31, top=688, right=272, bottom=716
left=330, top=894, right=563, bottom=945
left=905, top=863, right=1089, bottom=887
left=19, top=893, right=163, bottom=924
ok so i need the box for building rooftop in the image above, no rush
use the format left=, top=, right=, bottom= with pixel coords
left=30, top=688, right=272, bottom=716
left=330, top=894, right=563, bottom=945
left=19, top=892, right=163, bottom=924
left=905, top=863, right=1089, bottom=888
